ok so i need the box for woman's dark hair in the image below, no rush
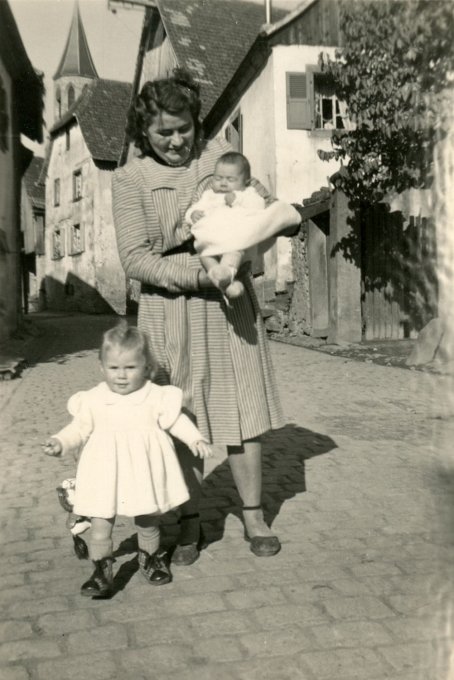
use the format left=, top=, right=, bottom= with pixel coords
left=126, top=68, right=203, bottom=155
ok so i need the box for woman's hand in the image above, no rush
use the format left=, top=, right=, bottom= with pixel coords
left=42, top=437, right=62, bottom=457
left=190, top=440, right=214, bottom=459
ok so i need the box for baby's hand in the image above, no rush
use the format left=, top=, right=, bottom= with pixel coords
left=191, top=210, right=205, bottom=223
left=42, top=437, right=62, bottom=457
left=191, top=440, right=214, bottom=459
left=224, top=192, right=236, bottom=207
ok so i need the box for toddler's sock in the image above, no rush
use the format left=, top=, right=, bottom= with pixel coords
left=137, top=523, right=160, bottom=555
left=89, top=537, right=113, bottom=561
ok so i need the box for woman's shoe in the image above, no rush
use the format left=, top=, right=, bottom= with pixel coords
left=172, top=513, right=204, bottom=566
left=80, top=557, right=114, bottom=597
left=138, top=548, right=171, bottom=585
left=243, top=505, right=281, bottom=557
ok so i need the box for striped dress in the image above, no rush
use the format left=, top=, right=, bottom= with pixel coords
left=112, top=137, right=285, bottom=445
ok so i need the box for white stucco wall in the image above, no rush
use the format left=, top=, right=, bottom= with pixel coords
left=0, top=61, right=18, bottom=341
left=43, top=125, right=125, bottom=313
left=272, top=44, right=340, bottom=202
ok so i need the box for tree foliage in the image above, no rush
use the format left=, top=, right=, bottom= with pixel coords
left=319, top=0, right=454, bottom=205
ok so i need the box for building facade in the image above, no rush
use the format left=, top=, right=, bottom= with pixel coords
left=0, top=0, right=44, bottom=342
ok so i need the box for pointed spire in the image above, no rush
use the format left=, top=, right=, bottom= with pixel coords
left=53, top=1, right=98, bottom=80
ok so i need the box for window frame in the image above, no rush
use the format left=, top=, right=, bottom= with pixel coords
left=51, top=227, right=65, bottom=260
left=69, top=222, right=84, bottom=256
left=72, top=169, right=82, bottom=202
left=53, top=178, right=60, bottom=207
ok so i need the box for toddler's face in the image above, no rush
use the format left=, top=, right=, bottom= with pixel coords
left=100, top=346, right=149, bottom=395
left=212, top=162, right=247, bottom=193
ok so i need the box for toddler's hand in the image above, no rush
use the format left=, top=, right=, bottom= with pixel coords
left=191, top=210, right=205, bottom=223
left=191, top=440, right=213, bottom=459
left=42, top=437, right=62, bottom=457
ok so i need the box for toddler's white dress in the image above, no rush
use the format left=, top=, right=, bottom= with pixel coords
left=52, top=381, right=196, bottom=518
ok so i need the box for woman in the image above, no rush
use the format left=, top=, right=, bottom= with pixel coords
left=112, top=68, right=300, bottom=564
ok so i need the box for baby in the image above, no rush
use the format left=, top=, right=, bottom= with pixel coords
left=186, top=152, right=266, bottom=299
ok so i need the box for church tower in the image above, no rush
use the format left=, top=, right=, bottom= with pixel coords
left=53, top=0, right=98, bottom=122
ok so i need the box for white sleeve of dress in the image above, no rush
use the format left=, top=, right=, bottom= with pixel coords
left=168, top=414, right=206, bottom=447
left=52, top=392, right=94, bottom=455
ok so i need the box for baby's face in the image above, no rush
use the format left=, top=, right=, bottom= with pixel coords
left=100, top=346, right=148, bottom=395
left=212, top=162, right=247, bottom=193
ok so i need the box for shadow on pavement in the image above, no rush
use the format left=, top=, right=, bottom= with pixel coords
left=194, top=423, right=337, bottom=546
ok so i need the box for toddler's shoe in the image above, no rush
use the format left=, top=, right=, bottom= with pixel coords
left=80, top=557, right=114, bottom=598
left=138, top=548, right=171, bottom=585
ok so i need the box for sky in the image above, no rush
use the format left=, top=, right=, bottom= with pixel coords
left=10, top=0, right=302, bottom=156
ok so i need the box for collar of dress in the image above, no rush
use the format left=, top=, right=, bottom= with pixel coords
left=99, top=381, right=153, bottom=405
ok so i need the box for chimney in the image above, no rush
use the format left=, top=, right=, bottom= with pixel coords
left=265, top=0, right=271, bottom=23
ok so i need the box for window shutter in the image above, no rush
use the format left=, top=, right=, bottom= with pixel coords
left=286, top=72, right=313, bottom=130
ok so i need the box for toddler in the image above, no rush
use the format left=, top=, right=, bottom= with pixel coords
left=43, top=321, right=212, bottom=598
left=186, top=151, right=265, bottom=299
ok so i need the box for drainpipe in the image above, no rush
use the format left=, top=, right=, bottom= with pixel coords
left=265, top=0, right=271, bottom=23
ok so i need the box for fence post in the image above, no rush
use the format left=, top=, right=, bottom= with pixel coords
left=327, top=190, right=362, bottom=343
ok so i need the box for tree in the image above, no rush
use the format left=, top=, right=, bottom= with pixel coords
left=319, top=0, right=454, bottom=206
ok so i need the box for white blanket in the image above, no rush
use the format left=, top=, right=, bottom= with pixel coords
left=191, top=200, right=301, bottom=256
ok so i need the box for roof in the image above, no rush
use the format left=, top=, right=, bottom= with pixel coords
left=0, top=0, right=44, bottom=142
left=153, top=0, right=287, bottom=120
left=53, top=0, right=98, bottom=80
left=50, top=79, right=132, bottom=163
left=204, top=0, right=337, bottom=134
left=23, top=157, right=45, bottom=210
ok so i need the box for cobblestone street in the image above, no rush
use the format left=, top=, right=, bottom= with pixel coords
left=1, top=313, right=453, bottom=680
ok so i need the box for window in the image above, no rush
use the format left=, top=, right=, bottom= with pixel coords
left=286, top=70, right=346, bottom=131
left=52, top=228, right=64, bottom=259
left=66, top=129, right=70, bottom=151
left=314, top=73, right=345, bottom=130
left=35, top=215, right=45, bottom=255
left=225, top=111, right=243, bottom=151
left=56, top=86, right=62, bottom=120
left=69, top=223, right=84, bottom=255
left=54, top=178, right=60, bottom=207
left=73, top=170, right=82, bottom=201
left=67, top=84, right=75, bottom=108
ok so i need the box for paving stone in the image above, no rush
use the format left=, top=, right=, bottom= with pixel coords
left=0, top=621, right=34, bottom=643
left=0, top=639, right=61, bottom=664
left=224, top=586, right=286, bottom=609
left=299, top=647, right=390, bottom=679
left=119, top=645, right=195, bottom=674
left=189, top=610, right=254, bottom=637
left=378, top=641, right=436, bottom=673
left=36, top=651, right=118, bottom=680
left=192, top=635, right=244, bottom=663
left=36, top=610, right=97, bottom=636
left=309, top=620, right=394, bottom=648
left=241, top=627, right=314, bottom=657
left=0, top=667, right=30, bottom=680
left=322, top=595, right=397, bottom=620
left=66, top=624, right=128, bottom=655
left=252, top=603, right=327, bottom=628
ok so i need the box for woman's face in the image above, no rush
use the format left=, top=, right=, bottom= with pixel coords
left=146, top=109, right=195, bottom=166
